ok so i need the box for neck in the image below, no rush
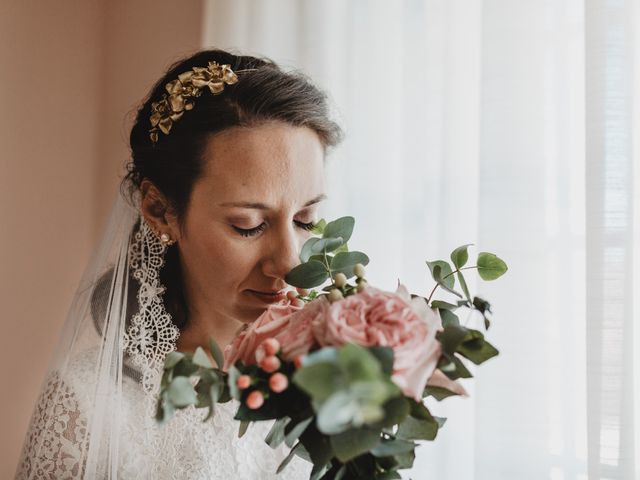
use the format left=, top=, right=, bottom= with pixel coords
left=176, top=310, right=243, bottom=354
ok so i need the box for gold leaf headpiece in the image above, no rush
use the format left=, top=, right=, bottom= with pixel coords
left=149, top=61, right=252, bottom=144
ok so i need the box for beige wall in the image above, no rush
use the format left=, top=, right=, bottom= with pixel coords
left=0, top=1, right=204, bottom=475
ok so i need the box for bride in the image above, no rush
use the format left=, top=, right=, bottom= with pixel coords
left=16, top=48, right=342, bottom=479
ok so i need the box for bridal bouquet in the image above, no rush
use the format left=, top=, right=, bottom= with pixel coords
left=157, top=217, right=507, bottom=479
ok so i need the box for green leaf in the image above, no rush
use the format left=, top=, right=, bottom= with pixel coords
left=310, top=462, right=332, bottom=480
left=431, top=265, right=463, bottom=299
left=276, top=441, right=303, bottom=474
left=164, top=351, right=185, bottom=370
left=265, top=416, right=291, bottom=448
left=228, top=365, right=242, bottom=400
left=368, top=347, right=394, bottom=375
left=437, top=325, right=469, bottom=355
left=167, top=377, right=197, bottom=407
left=424, top=385, right=461, bottom=401
left=450, top=244, right=472, bottom=269
left=371, top=438, right=416, bottom=457
left=284, top=416, right=314, bottom=448
left=394, top=449, right=416, bottom=469
left=338, top=343, right=383, bottom=382
left=192, top=346, right=212, bottom=368
left=323, top=216, right=355, bottom=243
left=300, top=237, right=323, bottom=263
left=313, top=237, right=344, bottom=255
left=317, top=391, right=359, bottom=434
left=457, top=330, right=500, bottom=365
left=438, top=354, right=473, bottom=380
left=293, top=362, right=344, bottom=402
left=330, top=427, right=381, bottom=462
left=311, top=219, right=327, bottom=235
left=397, top=412, right=439, bottom=441
left=431, top=300, right=458, bottom=310
left=330, top=251, right=370, bottom=278
left=476, top=252, right=508, bottom=280
left=238, top=419, right=250, bottom=438
left=426, top=260, right=454, bottom=289
left=378, top=395, right=411, bottom=428
left=457, top=271, right=471, bottom=302
left=285, top=260, right=329, bottom=288
left=208, top=337, right=225, bottom=369
left=439, top=309, right=459, bottom=327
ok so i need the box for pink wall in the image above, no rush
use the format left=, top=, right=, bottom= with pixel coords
left=0, top=1, right=204, bottom=475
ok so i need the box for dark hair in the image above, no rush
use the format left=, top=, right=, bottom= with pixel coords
left=121, top=48, right=343, bottom=330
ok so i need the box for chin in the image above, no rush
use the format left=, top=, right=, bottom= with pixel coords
left=235, top=304, right=268, bottom=324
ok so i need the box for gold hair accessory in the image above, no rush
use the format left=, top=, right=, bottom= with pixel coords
left=149, top=61, right=252, bottom=144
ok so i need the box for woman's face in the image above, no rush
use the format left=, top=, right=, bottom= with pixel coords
left=173, top=121, right=326, bottom=324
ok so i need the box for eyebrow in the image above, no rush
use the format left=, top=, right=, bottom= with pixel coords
left=219, top=193, right=327, bottom=210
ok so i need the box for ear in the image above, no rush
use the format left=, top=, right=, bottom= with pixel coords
left=140, top=180, right=181, bottom=242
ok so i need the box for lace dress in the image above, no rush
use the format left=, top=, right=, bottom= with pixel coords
left=16, top=348, right=313, bottom=480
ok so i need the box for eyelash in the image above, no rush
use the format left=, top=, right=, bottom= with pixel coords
left=233, top=220, right=316, bottom=238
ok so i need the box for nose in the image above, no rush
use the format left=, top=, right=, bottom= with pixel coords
left=262, top=223, right=301, bottom=283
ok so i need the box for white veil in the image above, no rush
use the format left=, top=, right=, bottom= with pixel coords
left=16, top=190, right=178, bottom=478
left=16, top=187, right=311, bottom=480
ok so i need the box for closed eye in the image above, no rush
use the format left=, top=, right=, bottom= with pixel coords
left=232, top=220, right=317, bottom=238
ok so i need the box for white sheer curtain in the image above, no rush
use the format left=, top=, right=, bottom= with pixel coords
left=202, top=1, right=640, bottom=478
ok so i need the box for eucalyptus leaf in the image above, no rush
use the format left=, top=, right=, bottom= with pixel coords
left=293, top=361, right=344, bottom=401
left=192, top=346, right=212, bottom=368
left=300, top=237, right=323, bottom=263
left=338, top=343, right=383, bottom=383
left=312, top=237, right=344, bottom=255
left=208, top=337, right=225, bottom=369
left=317, top=391, right=358, bottom=434
left=164, top=351, right=185, bottom=370
left=330, top=251, right=370, bottom=278
left=436, top=325, right=469, bottom=355
left=284, top=416, right=314, bottom=448
left=397, top=414, right=439, bottom=441
left=371, top=438, right=417, bottom=457
left=266, top=416, right=291, bottom=448
left=323, top=216, right=355, bottom=243
left=368, top=347, right=394, bottom=375
left=424, top=385, right=461, bottom=401
left=431, top=300, right=458, bottom=310
left=450, top=244, right=472, bottom=269
left=476, top=252, right=508, bottom=280
left=439, top=309, right=459, bottom=327
left=311, top=219, right=327, bottom=235
left=457, top=330, right=500, bottom=365
left=238, top=419, right=250, bottom=438
left=285, top=260, right=329, bottom=289
left=426, top=260, right=454, bottom=289
left=330, top=427, right=381, bottom=462
left=457, top=271, right=471, bottom=302
left=276, top=441, right=303, bottom=474
left=431, top=265, right=463, bottom=299
left=167, top=377, right=197, bottom=408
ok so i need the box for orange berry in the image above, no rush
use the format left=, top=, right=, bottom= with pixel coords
left=261, top=338, right=280, bottom=356
left=260, top=355, right=281, bottom=373
left=246, top=390, right=264, bottom=409
left=236, top=374, right=251, bottom=390
left=269, top=373, right=289, bottom=393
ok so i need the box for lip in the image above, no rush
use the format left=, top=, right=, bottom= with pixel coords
left=246, top=289, right=288, bottom=304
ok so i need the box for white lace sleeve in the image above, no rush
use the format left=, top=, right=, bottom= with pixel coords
left=15, top=372, right=88, bottom=480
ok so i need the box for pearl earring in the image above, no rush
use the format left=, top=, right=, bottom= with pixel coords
left=159, top=232, right=175, bottom=246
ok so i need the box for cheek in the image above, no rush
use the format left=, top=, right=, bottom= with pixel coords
left=180, top=227, right=261, bottom=289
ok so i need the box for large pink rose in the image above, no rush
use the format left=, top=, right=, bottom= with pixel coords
left=273, top=297, right=329, bottom=360
left=317, top=285, right=443, bottom=401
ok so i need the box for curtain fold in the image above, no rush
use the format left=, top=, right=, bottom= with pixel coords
left=202, top=1, right=639, bottom=478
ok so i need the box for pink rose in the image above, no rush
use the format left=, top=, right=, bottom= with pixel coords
left=273, top=297, right=329, bottom=360
left=318, top=285, right=443, bottom=401
left=223, top=302, right=302, bottom=370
